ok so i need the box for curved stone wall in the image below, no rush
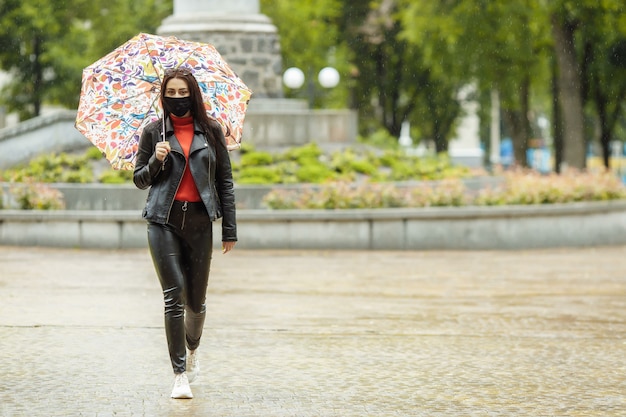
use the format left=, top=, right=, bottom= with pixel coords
left=1, top=201, right=625, bottom=250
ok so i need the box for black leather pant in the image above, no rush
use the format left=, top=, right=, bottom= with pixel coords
left=147, top=201, right=213, bottom=374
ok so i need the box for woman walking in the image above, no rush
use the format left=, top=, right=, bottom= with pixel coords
left=133, top=68, right=237, bottom=399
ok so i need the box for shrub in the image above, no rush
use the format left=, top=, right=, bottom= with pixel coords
left=60, top=166, right=94, bottom=183
left=3, top=152, right=94, bottom=183
left=299, top=145, right=467, bottom=183
left=85, top=146, right=106, bottom=160
left=9, top=180, right=65, bottom=210
left=262, top=171, right=626, bottom=209
left=266, top=182, right=401, bottom=209
left=236, top=166, right=283, bottom=184
left=273, top=161, right=302, bottom=184
left=374, top=149, right=471, bottom=182
left=349, top=158, right=379, bottom=176
left=99, top=169, right=134, bottom=184
left=261, top=188, right=302, bottom=209
left=295, top=162, right=336, bottom=183
left=358, top=128, right=398, bottom=149
left=282, top=143, right=323, bottom=163
left=406, top=179, right=468, bottom=207
left=261, top=181, right=424, bottom=209
left=314, top=182, right=363, bottom=209
left=359, top=183, right=407, bottom=208
left=240, top=151, right=274, bottom=166
left=4, top=143, right=471, bottom=187
left=475, top=170, right=626, bottom=206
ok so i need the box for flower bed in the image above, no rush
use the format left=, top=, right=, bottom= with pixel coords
left=263, top=170, right=626, bottom=209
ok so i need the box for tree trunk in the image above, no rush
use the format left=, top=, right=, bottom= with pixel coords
left=551, top=16, right=586, bottom=170
left=594, top=83, right=626, bottom=170
left=594, top=90, right=610, bottom=168
left=501, top=108, right=526, bottom=168
left=498, top=74, right=531, bottom=168
left=599, top=130, right=611, bottom=169
left=489, top=89, right=501, bottom=166
left=552, top=56, right=564, bottom=173
left=591, top=50, right=626, bottom=169
left=33, top=35, right=43, bottom=117
left=518, top=75, right=531, bottom=167
left=434, top=134, right=447, bottom=153
left=431, top=99, right=456, bottom=154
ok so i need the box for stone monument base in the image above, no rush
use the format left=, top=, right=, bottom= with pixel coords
left=243, top=98, right=357, bottom=149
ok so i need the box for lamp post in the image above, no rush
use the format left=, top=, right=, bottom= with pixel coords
left=282, top=66, right=340, bottom=108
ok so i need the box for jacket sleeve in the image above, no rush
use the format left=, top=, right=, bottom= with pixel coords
left=214, top=124, right=237, bottom=242
left=133, top=123, right=163, bottom=190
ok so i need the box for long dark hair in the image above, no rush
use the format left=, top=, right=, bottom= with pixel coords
left=161, top=68, right=230, bottom=150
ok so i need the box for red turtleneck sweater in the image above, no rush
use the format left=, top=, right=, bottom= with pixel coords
left=171, top=115, right=201, bottom=202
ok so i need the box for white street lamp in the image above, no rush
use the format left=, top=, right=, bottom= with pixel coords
left=283, top=66, right=339, bottom=108
left=282, top=67, right=305, bottom=89
left=318, top=67, right=340, bottom=88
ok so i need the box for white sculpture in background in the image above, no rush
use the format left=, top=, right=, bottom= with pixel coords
left=399, top=121, right=431, bottom=156
left=448, top=83, right=484, bottom=167
left=398, top=120, right=413, bottom=148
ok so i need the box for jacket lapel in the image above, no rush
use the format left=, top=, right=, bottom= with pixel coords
left=165, top=117, right=207, bottom=156
left=189, top=121, right=209, bottom=155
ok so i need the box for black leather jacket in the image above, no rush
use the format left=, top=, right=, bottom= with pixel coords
left=133, top=117, right=237, bottom=242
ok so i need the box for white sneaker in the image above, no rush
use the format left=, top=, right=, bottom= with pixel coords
left=171, top=372, right=193, bottom=399
left=187, top=349, right=200, bottom=383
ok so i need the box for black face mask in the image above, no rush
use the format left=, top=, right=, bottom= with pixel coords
left=163, top=97, right=192, bottom=117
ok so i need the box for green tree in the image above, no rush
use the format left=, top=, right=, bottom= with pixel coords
left=550, top=3, right=588, bottom=170
left=0, top=0, right=171, bottom=120
left=0, top=0, right=90, bottom=118
left=342, top=0, right=463, bottom=149
left=549, top=0, right=626, bottom=170
left=580, top=7, right=626, bottom=169
left=262, top=0, right=463, bottom=149
left=401, top=0, right=551, bottom=166
left=81, top=0, right=172, bottom=66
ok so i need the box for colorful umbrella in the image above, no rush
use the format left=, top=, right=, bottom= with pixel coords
left=75, top=32, right=252, bottom=170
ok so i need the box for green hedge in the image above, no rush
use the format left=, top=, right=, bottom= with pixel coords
left=2, top=142, right=472, bottom=186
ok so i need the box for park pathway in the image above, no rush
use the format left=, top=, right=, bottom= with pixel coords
left=0, top=245, right=625, bottom=416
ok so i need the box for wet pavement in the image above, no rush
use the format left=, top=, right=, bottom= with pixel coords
left=0, top=245, right=625, bottom=416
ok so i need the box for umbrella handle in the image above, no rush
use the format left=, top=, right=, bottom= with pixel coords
left=161, top=117, right=166, bottom=170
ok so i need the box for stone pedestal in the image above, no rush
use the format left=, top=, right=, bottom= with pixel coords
left=157, top=0, right=357, bottom=148
left=157, top=0, right=283, bottom=98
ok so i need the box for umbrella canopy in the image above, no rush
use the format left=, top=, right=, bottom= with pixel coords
left=75, top=32, right=252, bottom=170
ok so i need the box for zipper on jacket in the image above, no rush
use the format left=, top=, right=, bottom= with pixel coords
left=207, top=138, right=213, bottom=220
left=181, top=201, right=188, bottom=230
left=165, top=149, right=185, bottom=224
left=165, top=131, right=212, bottom=225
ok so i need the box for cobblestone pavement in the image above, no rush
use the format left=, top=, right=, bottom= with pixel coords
left=0, top=245, right=625, bottom=416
